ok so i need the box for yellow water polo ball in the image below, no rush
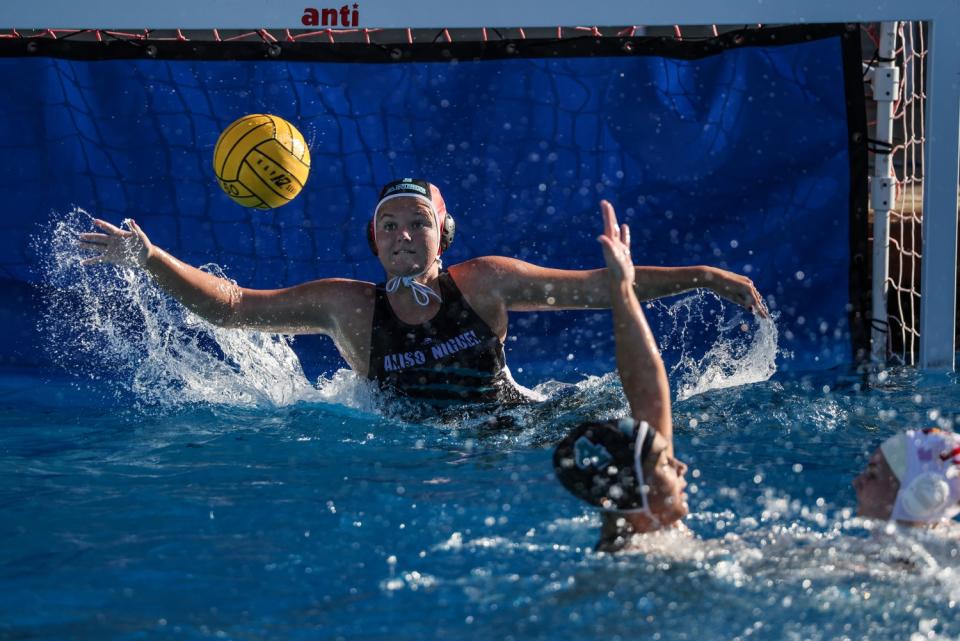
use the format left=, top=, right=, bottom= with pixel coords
left=213, top=114, right=310, bottom=209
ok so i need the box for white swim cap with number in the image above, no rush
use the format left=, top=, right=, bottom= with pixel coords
left=880, top=428, right=960, bottom=523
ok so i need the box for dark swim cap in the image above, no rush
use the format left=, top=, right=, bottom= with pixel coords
left=553, top=418, right=657, bottom=513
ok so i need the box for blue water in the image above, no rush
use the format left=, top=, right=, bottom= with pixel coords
left=2, top=363, right=959, bottom=641
left=3, top=216, right=957, bottom=639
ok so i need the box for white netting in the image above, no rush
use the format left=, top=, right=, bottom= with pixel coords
left=886, top=21, right=925, bottom=365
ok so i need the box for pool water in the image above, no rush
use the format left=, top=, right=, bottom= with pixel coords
left=4, top=218, right=957, bottom=640
left=1, top=363, right=958, bottom=641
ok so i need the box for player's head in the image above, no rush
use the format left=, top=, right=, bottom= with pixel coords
left=852, top=428, right=960, bottom=524
left=367, top=179, right=455, bottom=275
left=553, top=418, right=688, bottom=532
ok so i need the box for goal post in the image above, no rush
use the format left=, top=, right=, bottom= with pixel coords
left=869, top=23, right=898, bottom=366
left=917, top=18, right=960, bottom=370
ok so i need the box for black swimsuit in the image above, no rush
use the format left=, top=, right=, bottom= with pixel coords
left=367, top=272, right=526, bottom=408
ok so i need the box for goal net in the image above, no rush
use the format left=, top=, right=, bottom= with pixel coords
left=0, top=21, right=885, bottom=377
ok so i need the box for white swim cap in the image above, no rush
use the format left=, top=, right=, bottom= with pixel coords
left=880, top=428, right=960, bottom=524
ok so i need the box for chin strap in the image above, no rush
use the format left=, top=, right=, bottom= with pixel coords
left=385, top=259, right=443, bottom=306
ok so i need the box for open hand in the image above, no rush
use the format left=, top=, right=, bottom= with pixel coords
left=597, top=200, right=635, bottom=286
left=78, top=219, right=153, bottom=269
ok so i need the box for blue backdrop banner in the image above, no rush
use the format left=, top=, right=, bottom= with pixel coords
left=0, top=26, right=867, bottom=378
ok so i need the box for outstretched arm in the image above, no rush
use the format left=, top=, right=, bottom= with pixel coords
left=597, top=201, right=673, bottom=455
left=78, top=218, right=348, bottom=334
left=634, top=265, right=762, bottom=312
left=457, top=250, right=765, bottom=317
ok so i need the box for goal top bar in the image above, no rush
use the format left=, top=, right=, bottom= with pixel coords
left=4, top=0, right=957, bottom=30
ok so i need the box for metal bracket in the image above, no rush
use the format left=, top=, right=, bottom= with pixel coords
left=870, top=176, right=897, bottom=212
left=871, top=66, right=900, bottom=102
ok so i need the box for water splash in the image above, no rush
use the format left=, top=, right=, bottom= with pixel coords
left=651, top=291, right=780, bottom=400
left=315, top=368, right=387, bottom=413
left=34, top=210, right=780, bottom=414
left=34, top=208, right=322, bottom=409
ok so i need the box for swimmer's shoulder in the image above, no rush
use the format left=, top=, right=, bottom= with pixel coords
left=450, top=256, right=569, bottom=308
left=313, top=277, right=377, bottom=296
left=313, top=278, right=377, bottom=324
left=266, top=277, right=375, bottom=310
left=448, top=257, right=492, bottom=281
left=450, top=256, right=526, bottom=281
left=272, top=277, right=376, bottom=336
left=449, top=256, right=529, bottom=301
left=228, top=277, right=375, bottom=336
left=299, top=279, right=377, bottom=372
left=447, top=260, right=511, bottom=337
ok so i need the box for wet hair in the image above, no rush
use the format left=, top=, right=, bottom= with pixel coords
left=553, top=418, right=657, bottom=513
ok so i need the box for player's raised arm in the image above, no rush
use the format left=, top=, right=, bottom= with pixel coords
left=596, top=200, right=673, bottom=452
left=552, top=201, right=687, bottom=546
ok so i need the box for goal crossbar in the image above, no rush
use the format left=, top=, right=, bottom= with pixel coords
left=3, top=1, right=959, bottom=30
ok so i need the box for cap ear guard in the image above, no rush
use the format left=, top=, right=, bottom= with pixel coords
left=367, top=212, right=456, bottom=256
left=439, top=212, right=455, bottom=253
left=899, top=473, right=952, bottom=520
